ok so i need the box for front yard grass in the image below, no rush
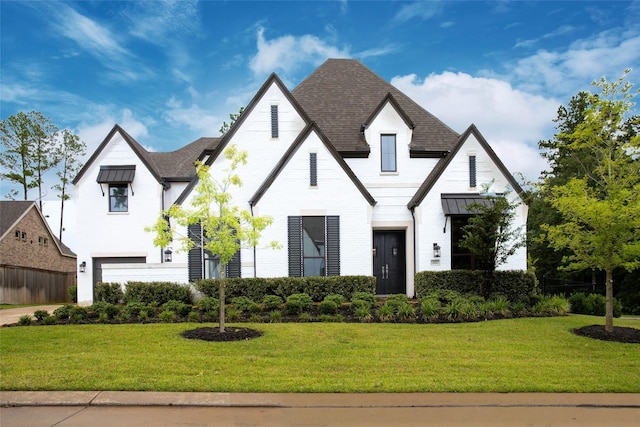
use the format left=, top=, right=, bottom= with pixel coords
left=1, top=315, right=638, bottom=393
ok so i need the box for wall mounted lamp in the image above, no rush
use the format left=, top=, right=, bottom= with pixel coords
left=164, top=248, right=173, bottom=263
left=433, top=243, right=441, bottom=258
left=79, top=261, right=86, bottom=273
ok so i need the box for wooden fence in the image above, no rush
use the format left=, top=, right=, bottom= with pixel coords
left=0, top=266, right=75, bottom=304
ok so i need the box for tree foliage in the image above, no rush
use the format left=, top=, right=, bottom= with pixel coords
left=146, top=144, right=277, bottom=332
left=540, top=70, right=640, bottom=332
left=459, top=184, right=526, bottom=298
left=52, top=130, right=87, bottom=242
left=1, top=111, right=58, bottom=204
left=219, top=107, right=244, bottom=135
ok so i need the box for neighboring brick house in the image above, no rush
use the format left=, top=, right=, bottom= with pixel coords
left=0, top=201, right=76, bottom=303
left=73, top=59, right=527, bottom=305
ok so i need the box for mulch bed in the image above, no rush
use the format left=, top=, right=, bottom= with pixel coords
left=181, top=326, right=263, bottom=342
left=572, top=325, right=640, bottom=344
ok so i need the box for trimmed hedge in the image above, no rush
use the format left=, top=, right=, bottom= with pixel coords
left=194, top=276, right=376, bottom=303
left=415, top=270, right=536, bottom=304
left=123, top=281, right=193, bottom=305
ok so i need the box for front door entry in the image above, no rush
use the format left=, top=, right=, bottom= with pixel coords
left=373, top=230, right=406, bottom=295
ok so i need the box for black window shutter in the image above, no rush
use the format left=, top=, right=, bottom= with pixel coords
left=325, top=216, right=340, bottom=276
left=469, top=155, right=477, bottom=188
left=271, top=105, right=279, bottom=138
left=288, top=216, right=303, bottom=277
left=225, top=249, right=242, bottom=278
left=310, top=153, right=317, bottom=186
left=187, top=223, right=203, bottom=282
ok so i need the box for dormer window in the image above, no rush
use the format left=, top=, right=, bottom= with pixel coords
left=381, top=134, right=397, bottom=172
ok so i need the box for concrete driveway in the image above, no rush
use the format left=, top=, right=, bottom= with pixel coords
left=0, top=305, right=63, bottom=326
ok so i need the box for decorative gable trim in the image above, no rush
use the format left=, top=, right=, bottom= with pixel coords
left=72, top=124, right=164, bottom=187
left=174, top=72, right=313, bottom=206
left=407, top=124, right=525, bottom=209
left=249, top=122, right=377, bottom=207
left=363, top=92, right=415, bottom=131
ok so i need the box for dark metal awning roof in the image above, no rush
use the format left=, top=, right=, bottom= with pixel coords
left=441, top=193, right=492, bottom=215
left=97, top=165, right=136, bottom=183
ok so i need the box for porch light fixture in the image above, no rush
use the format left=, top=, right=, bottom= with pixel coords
left=79, top=261, right=86, bottom=273
left=433, top=243, right=441, bottom=258
left=164, top=248, right=173, bottom=263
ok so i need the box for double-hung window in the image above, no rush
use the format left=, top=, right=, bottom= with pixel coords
left=381, top=134, right=397, bottom=172
left=109, top=184, right=129, bottom=212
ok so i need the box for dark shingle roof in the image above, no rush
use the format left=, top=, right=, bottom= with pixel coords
left=149, top=137, right=220, bottom=180
left=0, top=201, right=76, bottom=257
left=292, top=59, right=459, bottom=155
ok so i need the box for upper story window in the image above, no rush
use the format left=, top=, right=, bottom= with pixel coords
left=271, top=105, right=279, bottom=138
left=381, top=134, right=397, bottom=172
left=109, top=184, right=129, bottom=212
left=469, top=154, right=477, bottom=188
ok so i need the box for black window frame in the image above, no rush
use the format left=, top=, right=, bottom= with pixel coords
left=381, top=134, right=397, bottom=172
left=108, top=183, right=129, bottom=212
left=288, top=215, right=340, bottom=277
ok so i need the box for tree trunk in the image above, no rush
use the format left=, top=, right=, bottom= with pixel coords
left=218, top=268, right=226, bottom=333
left=605, top=268, right=614, bottom=333
left=59, top=198, right=65, bottom=242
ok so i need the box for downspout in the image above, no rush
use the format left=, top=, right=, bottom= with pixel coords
left=410, top=207, right=417, bottom=299
left=249, top=201, right=257, bottom=278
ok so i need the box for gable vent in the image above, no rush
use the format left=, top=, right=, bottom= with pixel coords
left=271, top=105, right=279, bottom=138
left=310, top=153, right=317, bottom=186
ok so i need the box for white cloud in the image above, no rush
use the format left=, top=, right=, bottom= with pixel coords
left=125, top=0, right=200, bottom=42
left=393, top=1, right=443, bottom=23
left=391, top=72, right=558, bottom=180
left=163, top=97, right=220, bottom=136
left=77, top=108, right=150, bottom=156
left=250, top=27, right=350, bottom=76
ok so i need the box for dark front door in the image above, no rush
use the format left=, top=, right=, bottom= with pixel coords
left=373, top=231, right=406, bottom=295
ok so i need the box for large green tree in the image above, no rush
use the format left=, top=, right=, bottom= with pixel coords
left=147, top=144, right=277, bottom=333
left=541, top=71, right=640, bottom=332
left=52, top=129, right=86, bottom=242
left=0, top=111, right=59, bottom=205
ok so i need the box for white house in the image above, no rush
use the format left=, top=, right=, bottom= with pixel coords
left=73, top=59, right=527, bottom=305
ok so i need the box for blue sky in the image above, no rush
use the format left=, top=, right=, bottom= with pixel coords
left=2, top=0, right=639, bottom=190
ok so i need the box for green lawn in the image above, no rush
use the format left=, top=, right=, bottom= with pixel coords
left=1, top=315, right=638, bottom=392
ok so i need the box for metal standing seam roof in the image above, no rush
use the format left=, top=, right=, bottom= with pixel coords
left=441, top=194, right=494, bottom=215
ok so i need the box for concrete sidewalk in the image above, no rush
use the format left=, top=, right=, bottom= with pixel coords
left=2, top=391, right=639, bottom=408
left=0, top=305, right=63, bottom=326
left=2, top=392, right=639, bottom=427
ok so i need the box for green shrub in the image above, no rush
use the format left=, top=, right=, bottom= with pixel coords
left=33, top=310, right=50, bottom=321
left=319, top=314, right=343, bottom=322
left=262, top=295, right=283, bottom=311
left=188, top=311, right=200, bottom=322
left=89, top=301, right=120, bottom=319
left=196, top=297, right=219, bottom=313
left=284, top=299, right=303, bottom=316
left=159, top=310, right=176, bottom=322
left=249, top=313, right=263, bottom=323
left=124, top=302, right=147, bottom=317
left=354, top=305, right=372, bottom=322
left=415, top=270, right=536, bottom=303
left=162, top=300, right=192, bottom=317
left=70, top=306, right=88, bottom=321
left=247, top=302, right=262, bottom=315
left=533, top=295, right=570, bottom=316
left=351, top=292, right=375, bottom=306
left=397, top=303, right=416, bottom=321
left=124, top=282, right=192, bottom=305
left=269, top=310, right=282, bottom=323
left=95, top=282, right=124, bottom=304
left=231, top=296, right=255, bottom=312
left=68, top=285, right=77, bottom=303
left=569, top=292, right=622, bottom=318
left=384, top=294, right=408, bottom=312
left=298, top=312, right=312, bottom=322
left=42, top=315, right=58, bottom=325
left=420, top=298, right=441, bottom=320
left=512, top=301, right=527, bottom=315
left=487, top=296, right=511, bottom=317
left=53, top=304, right=75, bottom=320
left=377, top=303, right=395, bottom=322
left=19, top=315, right=31, bottom=326
left=324, top=293, right=346, bottom=306
left=287, top=293, right=313, bottom=311
left=318, top=300, right=338, bottom=315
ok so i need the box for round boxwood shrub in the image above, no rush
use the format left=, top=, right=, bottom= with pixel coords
left=262, top=295, right=283, bottom=311
left=318, top=299, right=338, bottom=315
left=287, top=293, right=313, bottom=311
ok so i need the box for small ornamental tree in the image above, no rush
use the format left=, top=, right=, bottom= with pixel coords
left=459, top=185, right=526, bottom=298
left=541, top=71, right=640, bottom=333
left=146, top=144, right=277, bottom=332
